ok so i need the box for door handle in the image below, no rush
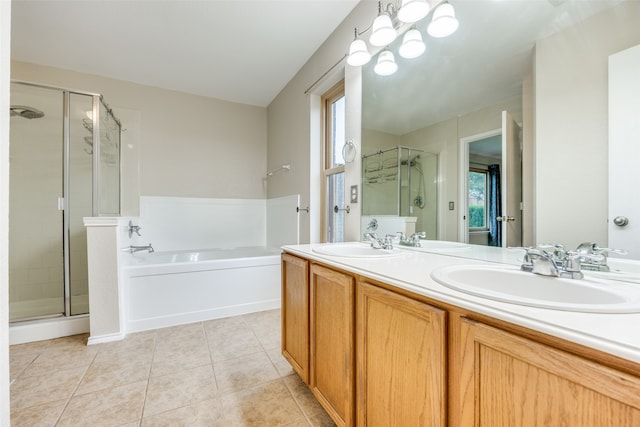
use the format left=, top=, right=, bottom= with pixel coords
left=334, top=205, right=350, bottom=214
left=496, top=216, right=515, bottom=222
left=613, top=216, right=629, bottom=227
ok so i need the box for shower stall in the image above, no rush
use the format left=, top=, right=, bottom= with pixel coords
left=9, top=81, right=121, bottom=322
left=362, top=146, right=438, bottom=237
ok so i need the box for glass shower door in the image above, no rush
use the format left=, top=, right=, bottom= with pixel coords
left=9, top=84, right=65, bottom=321
left=67, top=93, right=93, bottom=315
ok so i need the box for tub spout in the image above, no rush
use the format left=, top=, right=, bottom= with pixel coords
left=130, top=244, right=154, bottom=253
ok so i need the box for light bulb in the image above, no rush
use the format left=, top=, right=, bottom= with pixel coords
left=347, top=39, right=371, bottom=66
left=427, top=3, right=459, bottom=38
left=369, top=14, right=397, bottom=47
left=399, top=28, right=426, bottom=59
left=374, top=49, right=398, bottom=76
left=397, top=0, right=431, bottom=23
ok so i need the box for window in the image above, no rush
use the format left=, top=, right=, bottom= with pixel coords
left=468, top=169, right=488, bottom=229
left=322, top=81, right=346, bottom=242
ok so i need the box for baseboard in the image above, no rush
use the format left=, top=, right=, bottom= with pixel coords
left=126, top=299, right=281, bottom=333
left=87, top=331, right=127, bottom=346
left=9, top=315, right=90, bottom=345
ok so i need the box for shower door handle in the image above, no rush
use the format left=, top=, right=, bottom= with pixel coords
left=496, top=216, right=515, bottom=222
left=334, top=205, right=350, bottom=214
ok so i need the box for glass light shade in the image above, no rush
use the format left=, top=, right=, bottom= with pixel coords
left=427, top=3, right=459, bottom=38
left=397, top=0, right=431, bottom=23
left=369, top=14, right=397, bottom=47
left=398, top=28, right=426, bottom=59
left=347, top=39, right=371, bottom=66
left=374, top=49, right=398, bottom=76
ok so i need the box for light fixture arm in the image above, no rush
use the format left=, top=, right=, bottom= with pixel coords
left=353, top=0, right=448, bottom=40
left=380, top=1, right=397, bottom=18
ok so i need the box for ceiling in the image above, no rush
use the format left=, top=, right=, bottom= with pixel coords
left=10, top=0, right=360, bottom=107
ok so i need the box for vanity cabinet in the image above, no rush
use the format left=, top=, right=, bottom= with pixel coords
left=282, top=252, right=640, bottom=427
left=309, top=263, right=355, bottom=427
left=454, top=317, right=640, bottom=426
left=357, top=281, right=446, bottom=427
left=281, top=254, right=310, bottom=382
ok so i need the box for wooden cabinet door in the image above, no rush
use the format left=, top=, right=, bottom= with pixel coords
left=357, top=281, right=446, bottom=427
left=281, top=254, right=309, bottom=383
left=310, top=263, right=355, bottom=427
left=456, top=317, right=640, bottom=426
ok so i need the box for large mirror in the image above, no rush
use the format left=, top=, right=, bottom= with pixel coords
left=360, top=0, right=640, bottom=260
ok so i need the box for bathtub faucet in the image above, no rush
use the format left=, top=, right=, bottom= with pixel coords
left=129, top=244, right=154, bottom=253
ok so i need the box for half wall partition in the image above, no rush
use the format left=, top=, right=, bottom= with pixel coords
left=9, top=81, right=121, bottom=321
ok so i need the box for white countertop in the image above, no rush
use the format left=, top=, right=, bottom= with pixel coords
left=283, top=242, right=640, bottom=365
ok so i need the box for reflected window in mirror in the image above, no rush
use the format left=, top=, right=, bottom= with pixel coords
left=468, top=169, right=488, bottom=231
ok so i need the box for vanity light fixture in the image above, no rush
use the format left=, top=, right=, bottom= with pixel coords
left=347, top=0, right=458, bottom=75
left=427, top=1, right=459, bottom=38
left=347, top=28, right=372, bottom=66
left=398, top=27, right=426, bottom=59
left=397, top=0, right=431, bottom=23
left=369, top=4, right=397, bottom=46
left=374, top=48, right=399, bottom=76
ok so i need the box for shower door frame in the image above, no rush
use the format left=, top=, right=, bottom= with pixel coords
left=10, top=80, right=122, bottom=321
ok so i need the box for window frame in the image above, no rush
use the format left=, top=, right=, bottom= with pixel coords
left=321, top=81, right=345, bottom=243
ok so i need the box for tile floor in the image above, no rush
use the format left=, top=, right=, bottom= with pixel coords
left=9, top=309, right=336, bottom=427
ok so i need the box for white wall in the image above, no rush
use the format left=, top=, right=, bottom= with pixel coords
left=139, top=196, right=267, bottom=251
left=535, top=1, right=640, bottom=249
left=136, top=195, right=300, bottom=252
left=11, top=61, right=268, bottom=213
left=0, top=2, right=11, bottom=424
left=266, top=2, right=378, bottom=243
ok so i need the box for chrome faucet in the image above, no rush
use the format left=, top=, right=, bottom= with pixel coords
left=397, top=231, right=426, bottom=247
left=129, top=244, right=154, bottom=253
left=520, top=247, right=606, bottom=279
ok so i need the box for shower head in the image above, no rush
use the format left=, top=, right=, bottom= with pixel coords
left=10, top=105, right=45, bottom=119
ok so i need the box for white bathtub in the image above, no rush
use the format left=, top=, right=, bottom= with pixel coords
left=122, top=247, right=282, bottom=332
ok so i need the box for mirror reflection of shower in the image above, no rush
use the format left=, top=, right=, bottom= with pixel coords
left=8, top=82, right=122, bottom=322
left=362, top=146, right=438, bottom=238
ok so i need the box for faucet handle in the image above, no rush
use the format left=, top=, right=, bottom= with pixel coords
left=128, top=220, right=142, bottom=238
left=382, top=234, right=395, bottom=250
left=575, top=242, right=598, bottom=254
left=538, top=243, right=566, bottom=256
left=592, top=245, right=627, bottom=257
left=363, top=232, right=378, bottom=242
left=410, top=231, right=427, bottom=240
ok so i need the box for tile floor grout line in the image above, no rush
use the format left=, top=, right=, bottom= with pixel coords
left=202, top=321, right=224, bottom=401
left=52, top=335, right=99, bottom=426
left=138, top=330, right=159, bottom=425
left=281, top=374, right=314, bottom=427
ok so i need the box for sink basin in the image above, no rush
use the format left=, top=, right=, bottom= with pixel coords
left=312, top=242, right=403, bottom=258
left=430, top=264, right=640, bottom=313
